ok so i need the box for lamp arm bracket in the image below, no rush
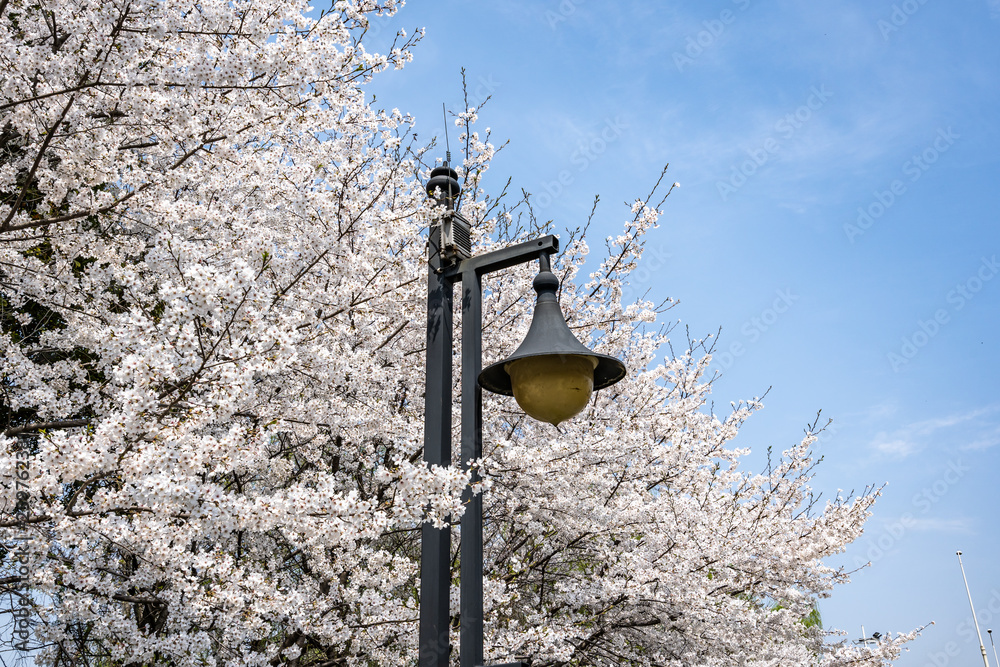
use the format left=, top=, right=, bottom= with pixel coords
left=444, top=234, right=559, bottom=281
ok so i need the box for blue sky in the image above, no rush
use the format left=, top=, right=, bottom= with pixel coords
left=366, top=1, right=1000, bottom=664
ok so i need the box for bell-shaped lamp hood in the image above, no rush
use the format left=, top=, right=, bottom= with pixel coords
left=479, top=270, right=627, bottom=425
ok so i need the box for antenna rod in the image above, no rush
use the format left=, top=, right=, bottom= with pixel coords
left=958, top=551, right=991, bottom=667
left=442, top=103, right=451, bottom=165
left=990, top=629, right=1000, bottom=667
left=440, top=102, right=460, bottom=209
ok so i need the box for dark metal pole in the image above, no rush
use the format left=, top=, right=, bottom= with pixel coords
left=460, top=267, right=484, bottom=667
left=419, top=157, right=558, bottom=666
left=419, top=169, right=457, bottom=667
left=451, top=237, right=557, bottom=667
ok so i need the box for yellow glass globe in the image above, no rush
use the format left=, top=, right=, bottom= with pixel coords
left=505, top=354, right=598, bottom=426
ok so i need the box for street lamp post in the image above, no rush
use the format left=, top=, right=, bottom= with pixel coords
left=418, top=163, right=626, bottom=667
left=957, top=551, right=991, bottom=667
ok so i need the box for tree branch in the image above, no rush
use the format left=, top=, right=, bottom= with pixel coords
left=4, top=419, right=90, bottom=437
left=0, top=94, right=76, bottom=231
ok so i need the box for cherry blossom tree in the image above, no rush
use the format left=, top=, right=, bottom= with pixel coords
left=0, top=0, right=920, bottom=665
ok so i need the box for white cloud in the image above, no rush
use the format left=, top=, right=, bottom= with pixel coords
left=959, top=423, right=1000, bottom=451
left=872, top=437, right=918, bottom=458
left=905, top=517, right=973, bottom=533
left=868, top=405, right=1000, bottom=459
